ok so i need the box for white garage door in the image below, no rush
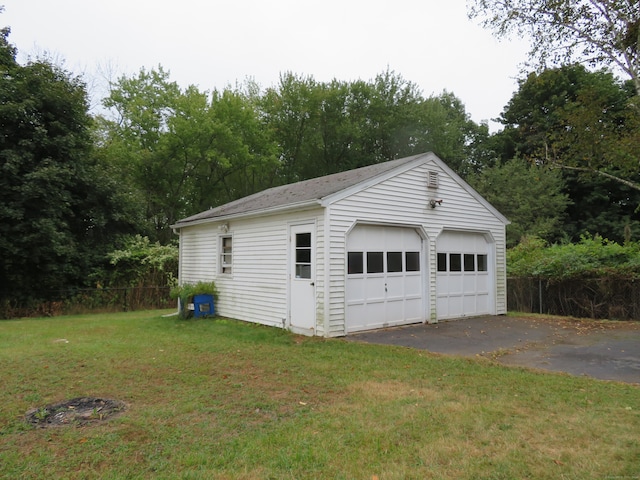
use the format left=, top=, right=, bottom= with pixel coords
left=436, top=231, right=491, bottom=319
left=346, top=225, right=424, bottom=333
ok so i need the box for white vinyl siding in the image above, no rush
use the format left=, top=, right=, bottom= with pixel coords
left=179, top=225, right=217, bottom=285
left=179, top=209, right=325, bottom=332
left=326, top=161, right=507, bottom=335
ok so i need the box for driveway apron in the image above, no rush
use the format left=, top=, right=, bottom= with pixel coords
left=348, top=316, right=640, bottom=384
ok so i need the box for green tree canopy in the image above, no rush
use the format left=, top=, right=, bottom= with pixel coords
left=490, top=65, right=640, bottom=242
left=260, top=70, right=485, bottom=182
left=467, top=158, right=570, bottom=247
left=496, top=65, right=637, bottom=166
left=0, top=8, right=15, bottom=70
left=100, top=67, right=279, bottom=242
left=0, top=37, right=139, bottom=303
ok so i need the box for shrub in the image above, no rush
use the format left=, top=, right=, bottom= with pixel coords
left=106, top=235, right=178, bottom=287
left=507, top=235, right=640, bottom=280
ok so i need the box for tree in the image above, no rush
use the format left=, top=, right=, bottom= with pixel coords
left=468, top=0, right=640, bottom=95
left=561, top=172, right=640, bottom=243
left=260, top=71, right=486, bottom=181
left=0, top=40, right=139, bottom=304
left=491, top=65, right=640, bottom=242
left=496, top=65, right=635, bottom=162
left=359, top=70, right=425, bottom=163
left=101, top=67, right=280, bottom=243
left=467, top=158, right=570, bottom=247
left=413, top=91, right=488, bottom=177
left=260, top=73, right=322, bottom=182
left=0, top=8, right=15, bottom=70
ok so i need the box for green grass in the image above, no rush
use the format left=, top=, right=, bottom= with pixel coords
left=1, top=311, right=639, bottom=479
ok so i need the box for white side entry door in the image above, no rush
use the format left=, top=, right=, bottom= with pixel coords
left=289, top=224, right=315, bottom=332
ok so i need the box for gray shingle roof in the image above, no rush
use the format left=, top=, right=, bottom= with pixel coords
left=173, top=153, right=429, bottom=228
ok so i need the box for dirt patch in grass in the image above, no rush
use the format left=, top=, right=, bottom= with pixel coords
left=25, top=397, right=127, bottom=428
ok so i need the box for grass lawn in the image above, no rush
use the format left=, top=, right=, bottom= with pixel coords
left=0, top=311, right=639, bottom=479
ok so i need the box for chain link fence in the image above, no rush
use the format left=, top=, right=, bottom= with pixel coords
left=7, top=280, right=640, bottom=321
left=508, top=276, right=640, bottom=320
left=1, top=286, right=175, bottom=319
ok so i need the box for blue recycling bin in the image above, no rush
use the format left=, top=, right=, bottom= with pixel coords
left=193, top=294, right=215, bottom=318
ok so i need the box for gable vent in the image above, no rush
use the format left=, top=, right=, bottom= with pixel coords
left=427, top=171, right=439, bottom=189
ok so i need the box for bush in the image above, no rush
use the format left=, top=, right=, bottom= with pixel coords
left=507, top=235, right=640, bottom=280
left=106, top=235, right=178, bottom=287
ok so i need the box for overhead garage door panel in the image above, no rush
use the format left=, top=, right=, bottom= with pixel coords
left=436, top=231, right=492, bottom=320
left=364, top=277, right=386, bottom=303
left=347, top=225, right=424, bottom=333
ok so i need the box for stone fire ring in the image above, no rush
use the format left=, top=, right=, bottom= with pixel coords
left=25, top=397, right=127, bottom=427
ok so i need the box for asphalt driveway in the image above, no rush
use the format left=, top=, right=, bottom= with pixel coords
left=348, top=315, right=640, bottom=384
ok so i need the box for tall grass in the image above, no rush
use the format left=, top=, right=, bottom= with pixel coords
left=1, top=311, right=638, bottom=479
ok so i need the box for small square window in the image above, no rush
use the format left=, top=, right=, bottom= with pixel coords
left=464, top=254, right=475, bottom=272
left=477, top=254, right=488, bottom=272
left=437, top=253, right=447, bottom=272
left=296, top=248, right=311, bottom=264
left=387, top=252, right=403, bottom=272
left=348, top=252, right=364, bottom=274
left=406, top=252, right=420, bottom=272
left=449, top=253, right=462, bottom=272
left=367, top=252, right=384, bottom=274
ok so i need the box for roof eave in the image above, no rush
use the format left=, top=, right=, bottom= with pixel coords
left=171, top=199, right=323, bottom=230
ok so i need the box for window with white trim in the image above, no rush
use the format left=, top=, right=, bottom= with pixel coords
left=220, top=235, right=232, bottom=274
left=295, top=232, right=312, bottom=279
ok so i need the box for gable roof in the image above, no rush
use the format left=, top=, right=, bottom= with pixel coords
left=172, top=152, right=509, bottom=228
left=172, top=153, right=426, bottom=228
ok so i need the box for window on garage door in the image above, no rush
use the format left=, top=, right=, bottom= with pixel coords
left=437, top=253, right=487, bottom=273
left=348, top=251, right=420, bottom=274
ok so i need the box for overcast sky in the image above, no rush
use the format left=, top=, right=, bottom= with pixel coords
left=3, top=0, right=531, bottom=130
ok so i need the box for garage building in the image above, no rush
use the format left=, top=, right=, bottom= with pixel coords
left=172, top=152, right=509, bottom=336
